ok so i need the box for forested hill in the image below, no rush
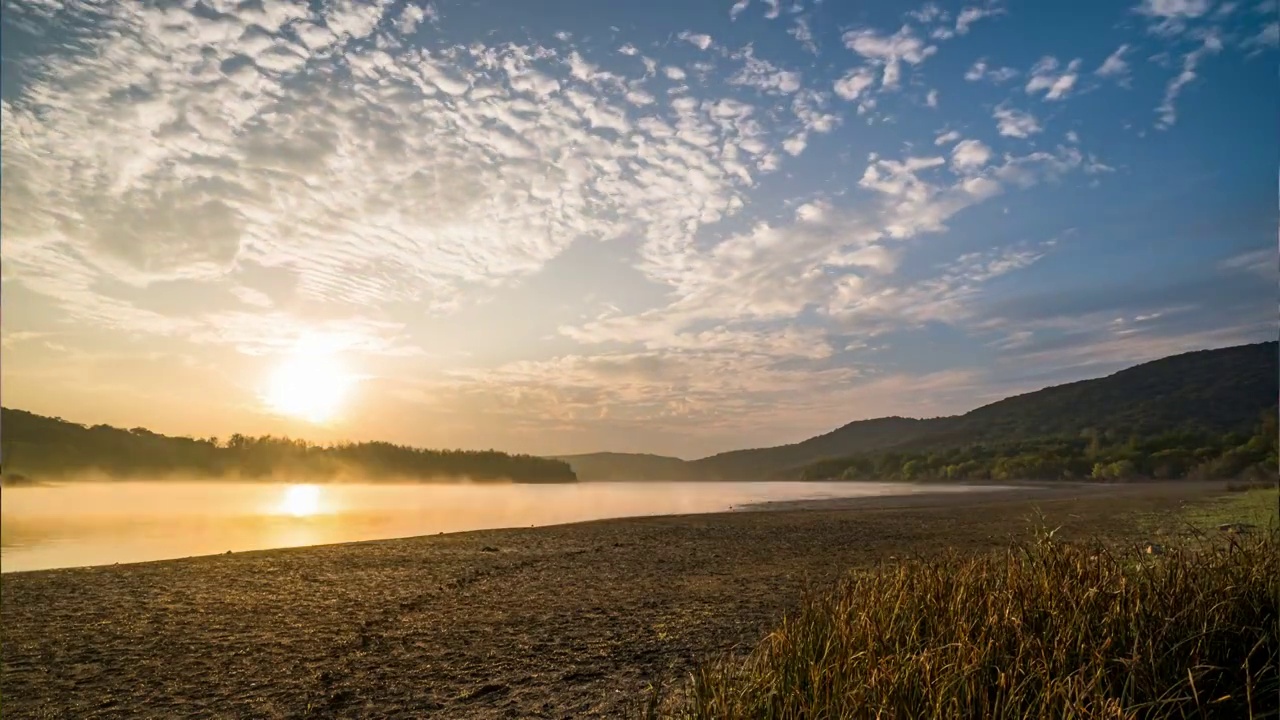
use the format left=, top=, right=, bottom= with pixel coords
left=693, top=341, right=1278, bottom=480
left=689, top=417, right=935, bottom=482
left=0, top=409, right=576, bottom=484
left=899, top=341, right=1279, bottom=450
left=552, top=452, right=700, bottom=482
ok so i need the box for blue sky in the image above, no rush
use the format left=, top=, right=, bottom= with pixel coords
left=1, top=0, right=1276, bottom=457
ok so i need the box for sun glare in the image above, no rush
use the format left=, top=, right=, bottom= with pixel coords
left=276, top=484, right=323, bottom=517
left=264, top=352, right=353, bottom=424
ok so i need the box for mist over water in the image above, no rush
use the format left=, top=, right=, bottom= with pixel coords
left=1, top=480, right=1008, bottom=572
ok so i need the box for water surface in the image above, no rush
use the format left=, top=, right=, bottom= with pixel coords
left=1, top=481, right=1008, bottom=572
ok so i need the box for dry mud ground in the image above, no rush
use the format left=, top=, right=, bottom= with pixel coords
left=0, top=482, right=1235, bottom=719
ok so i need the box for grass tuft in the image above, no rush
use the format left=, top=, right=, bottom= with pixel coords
left=662, top=529, right=1279, bottom=719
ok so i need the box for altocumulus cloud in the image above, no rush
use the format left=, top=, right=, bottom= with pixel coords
left=0, top=0, right=1274, bottom=455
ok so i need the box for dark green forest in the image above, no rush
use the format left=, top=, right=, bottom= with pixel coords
left=798, top=410, right=1278, bottom=482
left=0, top=408, right=576, bottom=483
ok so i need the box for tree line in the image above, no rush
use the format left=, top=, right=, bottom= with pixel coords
left=0, top=408, right=576, bottom=483
left=798, top=410, right=1278, bottom=483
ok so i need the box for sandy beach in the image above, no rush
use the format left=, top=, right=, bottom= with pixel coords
left=0, top=482, right=1232, bottom=719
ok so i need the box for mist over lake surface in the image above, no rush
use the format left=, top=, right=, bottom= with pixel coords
left=1, top=481, right=1010, bottom=572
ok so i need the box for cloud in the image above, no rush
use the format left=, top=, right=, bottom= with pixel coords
left=566, top=142, right=1082, bottom=368
left=434, top=346, right=1001, bottom=454
left=679, top=31, right=714, bottom=50
left=730, top=0, right=750, bottom=20
left=1096, top=44, right=1132, bottom=79
left=789, top=16, right=818, bottom=54
left=1135, top=0, right=1212, bottom=35
left=729, top=48, right=803, bottom=93
left=1219, top=248, right=1277, bottom=277
left=1025, top=56, right=1082, bottom=100
left=231, top=286, right=274, bottom=309
left=841, top=25, right=937, bottom=88
left=5, top=0, right=1236, bottom=456
left=955, top=4, right=1005, bottom=34
left=1157, top=32, right=1222, bottom=127
left=907, top=3, right=948, bottom=23
left=1242, top=21, right=1280, bottom=51
left=396, top=3, right=438, bottom=34
left=834, top=68, right=877, bottom=100
left=2, top=0, right=798, bottom=356
left=790, top=90, right=840, bottom=135
left=935, top=130, right=962, bottom=145
left=826, top=243, right=1051, bottom=330
left=783, top=134, right=808, bottom=155
left=993, top=104, right=1043, bottom=137
left=964, top=59, right=1019, bottom=83
left=1136, top=0, right=1212, bottom=16
left=950, top=139, right=993, bottom=173
left=763, top=0, right=781, bottom=20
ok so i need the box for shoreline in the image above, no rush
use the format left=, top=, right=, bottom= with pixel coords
left=1, top=481, right=1234, bottom=719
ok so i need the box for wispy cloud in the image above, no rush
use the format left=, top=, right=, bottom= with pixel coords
left=955, top=4, right=1006, bottom=34
left=935, top=129, right=963, bottom=145
left=1219, top=248, right=1277, bottom=277
left=1025, top=56, right=1082, bottom=100
left=1157, top=32, right=1223, bottom=127
left=1095, top=44, right=1133, bottom=84
left=965, top=59, right=1020, bottom=83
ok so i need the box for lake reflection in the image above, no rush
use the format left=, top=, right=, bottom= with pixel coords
left=1, top=481, right=1007, bottom=572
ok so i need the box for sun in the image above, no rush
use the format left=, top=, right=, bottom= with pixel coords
left=264, top=352, right=353, bottom=424
left=276, top=484, right=322, bottom=517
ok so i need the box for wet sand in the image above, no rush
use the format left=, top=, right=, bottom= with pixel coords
left=0, top=482, right=1229, bottom=719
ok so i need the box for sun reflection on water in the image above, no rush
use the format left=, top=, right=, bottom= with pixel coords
left=275, top=484, right=324, bottom=517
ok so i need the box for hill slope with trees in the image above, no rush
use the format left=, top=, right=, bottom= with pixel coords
left=694, top=341, right=1277, bottom=480
left=0, top=409, right=576, bottom=484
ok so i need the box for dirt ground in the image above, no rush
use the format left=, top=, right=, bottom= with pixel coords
left=0, top=482, right=1240, bottom=719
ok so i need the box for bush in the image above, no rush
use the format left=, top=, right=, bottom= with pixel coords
left=666, top=532, right=1279, bottom=719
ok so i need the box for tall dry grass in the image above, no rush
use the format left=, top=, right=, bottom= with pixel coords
left=661, top=530, right=1278, bottom=719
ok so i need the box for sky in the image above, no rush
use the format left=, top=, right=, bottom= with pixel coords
left=1, top=0, right=1276, bottom=459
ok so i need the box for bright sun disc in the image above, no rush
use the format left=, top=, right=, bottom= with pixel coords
left=277, top=484, right=322, bottom=517
left=264, top=353, right=352, bottom=423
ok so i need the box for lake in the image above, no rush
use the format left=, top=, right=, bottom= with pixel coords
left=0, top=480, right=1010, bottom=572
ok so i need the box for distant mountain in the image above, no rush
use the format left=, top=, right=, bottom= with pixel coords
left=689, top=417, right=938, bottom=481
left=691, top=342, right=1278, bottom=480
left=552, top=452, right=698, bottom=482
